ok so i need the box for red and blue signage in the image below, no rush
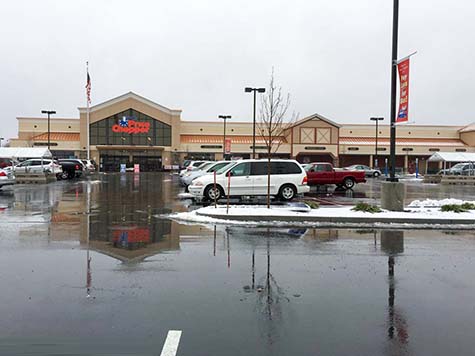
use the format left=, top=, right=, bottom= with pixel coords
left=112, top=116, right=150, bottom=134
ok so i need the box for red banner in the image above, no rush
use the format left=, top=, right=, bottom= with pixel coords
left=224, top=138, right=232, bottom=155
left=396, top=58, right=410, bottom=123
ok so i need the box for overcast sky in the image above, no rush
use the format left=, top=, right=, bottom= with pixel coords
left=1, top=0, right=474, bottom=142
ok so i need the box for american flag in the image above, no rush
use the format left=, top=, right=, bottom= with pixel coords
left=85, top=71, right=91, bottom=104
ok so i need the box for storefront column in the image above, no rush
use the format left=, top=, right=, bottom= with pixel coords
left=162, top=151, right=172, bottom=169
left=404, top=155, right=409, bottom=174
left=369, top=154, right=373, bottom=168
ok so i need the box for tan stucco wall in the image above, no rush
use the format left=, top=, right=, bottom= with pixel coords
left=340, top=124, right=461, bottom=139
left=16, top=117, right=79, bottom=140
left=460, top=131, right=475, bottom=146
left=180, top=121, right=253, bottom=135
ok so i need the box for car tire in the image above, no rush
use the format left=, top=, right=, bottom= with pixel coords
left=204, top=185, right=224, bottom=201
left=278, top=184, right=297, bottom=201
left=343, top=177, right=355, bottom=189
left=59, top=171, right=69, bottom=180
left=373, top=171, right=380, bottom=178
left=67, top=171, right=75, bottom=180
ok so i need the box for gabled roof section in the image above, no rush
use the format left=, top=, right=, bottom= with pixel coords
left=459, top=122, right=475, bottom=133
left=78, top=92, right=182, bottom=116
left=291, top=113, right=341, bottom=129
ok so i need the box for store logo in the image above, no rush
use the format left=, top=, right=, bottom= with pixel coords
left=112, top=116, right=150, bottom=134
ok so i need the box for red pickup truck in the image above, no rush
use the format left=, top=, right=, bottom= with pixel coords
left=304, top=162, right=366, bottom=189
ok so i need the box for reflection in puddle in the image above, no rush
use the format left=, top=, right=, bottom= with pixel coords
left=3, top=174, right=475, bottom=355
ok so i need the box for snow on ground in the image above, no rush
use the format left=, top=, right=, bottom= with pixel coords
left=177, top=192, right=194, bottom=199
left=194, top=204, right=475, bottom=220
left=408, top=198, right=475, bottom=207
left=165, top=202, right=475, bottom=229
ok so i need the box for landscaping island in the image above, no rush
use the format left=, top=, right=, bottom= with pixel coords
left=169, top=199, right=475, bottom=230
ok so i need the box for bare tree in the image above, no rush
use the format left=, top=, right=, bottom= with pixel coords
left=258, top=70, right=297, bottom=208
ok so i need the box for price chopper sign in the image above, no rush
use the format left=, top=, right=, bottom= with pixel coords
left=112, top=116, right=150, bottom=134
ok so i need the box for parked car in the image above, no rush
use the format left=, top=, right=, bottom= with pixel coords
left=188, top=159, right=310, bottom=202
left=180, top=161, right=234, bottom=188
left=181, top=160, right=192, bottom=170
left=344, top=164, right=382, bottom=178
left=305, top=162, right=366, bottom=189
left=0, top=168, right=15, bottom=190
left=179, top=161, right=210, bottom=177
left=57, top=159, right=84, bottom=179
left=437, top=162, right=475, bottom=175
left=82, top=159, right=97, bottom=173
left=13, top=159, right=62, bottom=175
left=60, top=159, right=88, bottom=174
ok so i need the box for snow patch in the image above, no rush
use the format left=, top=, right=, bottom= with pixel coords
left=408, top=198, right=475, bottom=207
left=177, top=192, right=194, bottom=199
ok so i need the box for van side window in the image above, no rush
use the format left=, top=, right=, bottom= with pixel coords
left=251, top=162, right=268, bottom=175
left=230, top=162, right=250, bottom=176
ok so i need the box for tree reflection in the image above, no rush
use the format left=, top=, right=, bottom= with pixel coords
left=253, top=229, right=289, bottom=348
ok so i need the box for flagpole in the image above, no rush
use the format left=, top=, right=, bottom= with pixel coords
left=86, top=61, right=90, bottom=161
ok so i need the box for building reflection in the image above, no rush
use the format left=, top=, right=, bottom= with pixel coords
left=48, top=175, right=180, bottom=264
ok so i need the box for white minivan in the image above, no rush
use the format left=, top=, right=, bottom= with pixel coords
left=188, top=159, right=310, bottom=201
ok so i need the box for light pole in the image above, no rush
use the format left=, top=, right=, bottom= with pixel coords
left=41, top=110, right=56, bottom=151
left=370, top=117, right=384, bottom=168
left=219, top=115, right=231, bottom=160
left=389, top=0, right=399, bottom=181
left=245, top=87, right=266, bottom=159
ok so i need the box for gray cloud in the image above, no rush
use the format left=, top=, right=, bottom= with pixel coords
left=1, top=0, right=474, bottom=142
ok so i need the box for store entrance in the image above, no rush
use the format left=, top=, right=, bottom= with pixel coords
left=132, top=156, right=162, bottom=172
left=99, top=149, right=163, bottom=172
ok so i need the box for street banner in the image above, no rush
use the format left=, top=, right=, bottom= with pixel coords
left=397, top=58, right=410, bottom=123
left=120, top=164, right=126, bottom=173
left=225, top=138, right=232, bottom=155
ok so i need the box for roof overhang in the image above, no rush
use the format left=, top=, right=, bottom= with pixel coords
left=78, top=91, right=182, bottom=116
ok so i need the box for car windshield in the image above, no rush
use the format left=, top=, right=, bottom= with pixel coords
left=199, top=162, right=215, bottom=171
left=451, top=163, right=467, bottom=169
left=207, top=161, right=233, bottom=173
left=215, top=161, right=238, bottom=174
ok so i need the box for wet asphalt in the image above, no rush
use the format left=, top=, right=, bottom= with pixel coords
left=0, top=173, right=475, bottom=356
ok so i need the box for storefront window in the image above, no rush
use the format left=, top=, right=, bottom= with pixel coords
left=90, top=109, right=171, bottom=146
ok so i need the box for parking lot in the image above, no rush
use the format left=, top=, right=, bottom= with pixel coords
left=1, top=173, right=475, bottom=355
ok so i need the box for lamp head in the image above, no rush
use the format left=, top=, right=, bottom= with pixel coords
left=244, top=87, right=253, bottom=93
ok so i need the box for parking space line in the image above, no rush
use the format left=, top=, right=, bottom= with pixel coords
left=160, top=330, right=182, bottom=356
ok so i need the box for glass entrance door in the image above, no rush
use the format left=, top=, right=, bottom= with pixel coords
left=132, top=156, right=162, bottom=172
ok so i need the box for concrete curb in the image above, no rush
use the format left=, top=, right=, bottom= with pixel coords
left=195, top=211, right=475, bottom=229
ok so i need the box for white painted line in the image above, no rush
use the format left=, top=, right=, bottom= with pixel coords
left=160, top=330, right=182, bottom=356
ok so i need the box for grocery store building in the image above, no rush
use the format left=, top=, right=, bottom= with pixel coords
left=10, top=92, right=475, bottom=173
